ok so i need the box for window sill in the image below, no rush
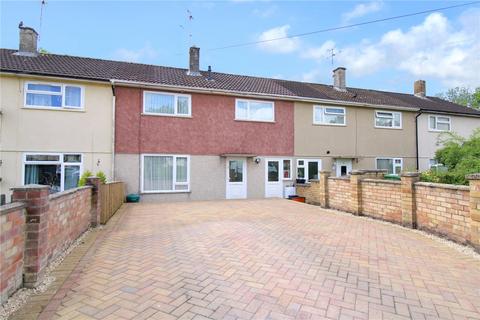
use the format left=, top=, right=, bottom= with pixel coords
left=22, top=106, right=85, bottom=112
left=374, top=126, right=402, bottom=130
left=141, top=113, right=192, bottom=118
left=234, top=119, right=276, bottom=124
left=428, top=129, right=450, bottom=133
left=312, top=123, right=346, bottom=127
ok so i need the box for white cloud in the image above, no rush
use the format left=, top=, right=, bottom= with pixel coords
left=252, top=5, right=277, bottom=18
left=342, top=1, right=383, bottom=24
left=303, top=11, right=480, bottom=88
left=113, top=43, right=158, bottom=63
left=301, top=40, right=336, bottom=60
left=257, top=25, right=300, bottom=53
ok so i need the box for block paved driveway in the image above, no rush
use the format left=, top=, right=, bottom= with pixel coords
left=45, top=199, right=480, bottom=320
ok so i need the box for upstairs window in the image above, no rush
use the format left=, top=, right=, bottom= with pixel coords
left=143, top=91, right=191, bottom=116
left=25, top=82, right=83, bottom=109
left=235, top=99, right=274, bottom=122
left=313, top=106, right=346, bottom=125
left=375, top=110, right=401, bottom=129
left=429, top=115, right=451, bottom=132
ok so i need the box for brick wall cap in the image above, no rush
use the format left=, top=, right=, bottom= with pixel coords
left=319, top=171, right=331, bottom=174
left=296, top=183, right=311, bottom=187
left=401, top=172, right=420, bottom=177
left=10, top=184, right=50, bottom=191
left=0, top=202, right=26, bottom=216
left=466, top=173, right=480, bottom=180
left=415, top=181, right=470, bottom=191
left=328, top=176, right=350, bottom=180
left=359, top=169, right=388, bottom=174
left=49, top=186, right=92, bottom=200
left=350, top=170, right=365, bottom=175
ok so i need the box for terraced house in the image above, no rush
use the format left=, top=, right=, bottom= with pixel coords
left=1, top=25, right=479, bottom=202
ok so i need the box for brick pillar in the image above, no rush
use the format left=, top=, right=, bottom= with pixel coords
left=86, top=177, right=102, bottom=227
left=11, top=185, right=50, bottom=288
left=467, top=173, right=480, bottom=253
left=350, top=171, right=365, bottom=215
left=319, top=171, right=330, bottom=208
left=401, top=172, right=420, bottom=228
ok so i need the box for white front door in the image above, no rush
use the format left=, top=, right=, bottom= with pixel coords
left=226, top=158, right=247, bottom=199
left=335, top=159, right=352, bottom=177
left=265, top=159, right=283, bottom=198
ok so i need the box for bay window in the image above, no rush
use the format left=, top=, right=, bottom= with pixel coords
left=235, top=99, right=274, bottom=122
left=142, top=154, right=190, bottom=193
left=23, top=153, right=82, bottom=192
left=25, top=82, right=83, bottom=109
left=143, top=91, right=191, bottom=116
left=376, top=158, right=403, bottom=175
left=375, top=110, right=401, bottom=129
left=313, top=106, right=346, bottom=125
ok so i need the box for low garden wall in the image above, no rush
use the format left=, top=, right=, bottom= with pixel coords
left=296, top=171, right=480, bottom=252
left=0, top=178, right=125, bottom=304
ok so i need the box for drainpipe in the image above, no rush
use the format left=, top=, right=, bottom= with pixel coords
left=110, top=80, right=116, bottom=180
left=415, top=111, right=423, bottom=171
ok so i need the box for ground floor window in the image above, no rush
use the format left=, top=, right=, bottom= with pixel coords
left=297, top=159, right=321, bottom=181
left=23, top=153, right=82, bottom=192
left=376, top=158, right=402, bottom=175
left=141, top=154, right=190, bottom=193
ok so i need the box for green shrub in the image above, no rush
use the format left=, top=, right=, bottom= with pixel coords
left=78, top=170, right=93, bottom=187
left=96, top=171, right=107, bottom=184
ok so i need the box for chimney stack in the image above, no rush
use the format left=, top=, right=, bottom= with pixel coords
left=333, top=67, right=346, bottom=91
left=187, top=46, right=201, bottom=76
left=414, top=80, right=426, bottom=98
left=17, top=22, right=38, bottom=56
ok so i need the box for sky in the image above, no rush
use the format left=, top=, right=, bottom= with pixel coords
left=1, top=0, right=479, bottom=96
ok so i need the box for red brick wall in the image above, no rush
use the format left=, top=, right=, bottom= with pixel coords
left=0, top=203, right=25, bottom=303
left=361, top=180, right=402, bottom=223
left=46, top=187, right=92, bottom=262
left=415, top=183, right=471, bottom=244
left=115, top=87, right=294, bottom=155
left=328, top=178, right=350, bottom=212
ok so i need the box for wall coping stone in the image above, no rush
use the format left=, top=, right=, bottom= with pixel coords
left=296, top=183, right=311, bottom=187
left=351, top=170, right=364, bottom=175
left=328, top=177, right=350, bottom=181
left=10, top=184, right=50, bottom=191
left=49, top=186, right=92, bottom=200
left=401, top=172, right=420, bottom=177
left=359, top=169, right=388, bottom=174
left=319, top=171, right=331, bottom=174
left=415, top=181, right=470, bottom=191
left=0, top=202, right=26, bottom=216
left=466, top=173, right=480, bottom=180
left=362, top=178, right=401, bottom=185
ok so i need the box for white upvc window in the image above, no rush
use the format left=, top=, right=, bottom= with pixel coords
left=375, top=110, right=402, bottom=129
left=24, top=82, right=84, bottom=109
left=235, top=99, right=275, bottom=122
left=23, top=153, right=83, bottom=193
left=313, top=106, right=346, bottom=125
left=141, top=154, right=190, bottom=193
left=376, top=158, right=403, bottom=175
left=143, top=91, right=191, bottom=117
left=296, top=159, right=322, bottom=181
left=283, top=159, right=292, bottom=180
left=429, top=115, right=451, bottom=132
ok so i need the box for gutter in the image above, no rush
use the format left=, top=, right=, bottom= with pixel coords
left=110, top=80, right=116, bottom=180
left=415, top=111, right=423, bottom=171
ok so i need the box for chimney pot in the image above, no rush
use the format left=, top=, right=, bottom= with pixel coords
left=187, top=46, right=201, bottom=76
left=17, top=23, right=38, bottom=56
left=414, top=80, right=426, bottom=98
left=333, top=67, right=346, bottom=91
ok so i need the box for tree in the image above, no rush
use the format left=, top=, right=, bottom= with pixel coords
left=421, top=129, right=480, bottom=185
left=436, top=87, right=480, bottom=109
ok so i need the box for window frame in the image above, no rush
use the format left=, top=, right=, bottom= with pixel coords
left=235, top=99, right=275, bottom=123
left=374, top=110, right=402, bottom=129
left=22, top=152, right=83, bottom=192
left=296, top=159, right=322, bottom=182
left=313, top=105, right=346, bottom=126
left=140, top=154, right=191, bottom=193
left=375, top=157, right=403, bottom=175
left=142, top=91, right=192, bottom=117
left=282, top=159, right=292, bottom=180
left=24, top=81, right=85, bottom=110
left=428, top=115, right=451, bottom=132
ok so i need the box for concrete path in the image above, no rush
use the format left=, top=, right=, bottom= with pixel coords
left=35, top=200, right=480, bottom=319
